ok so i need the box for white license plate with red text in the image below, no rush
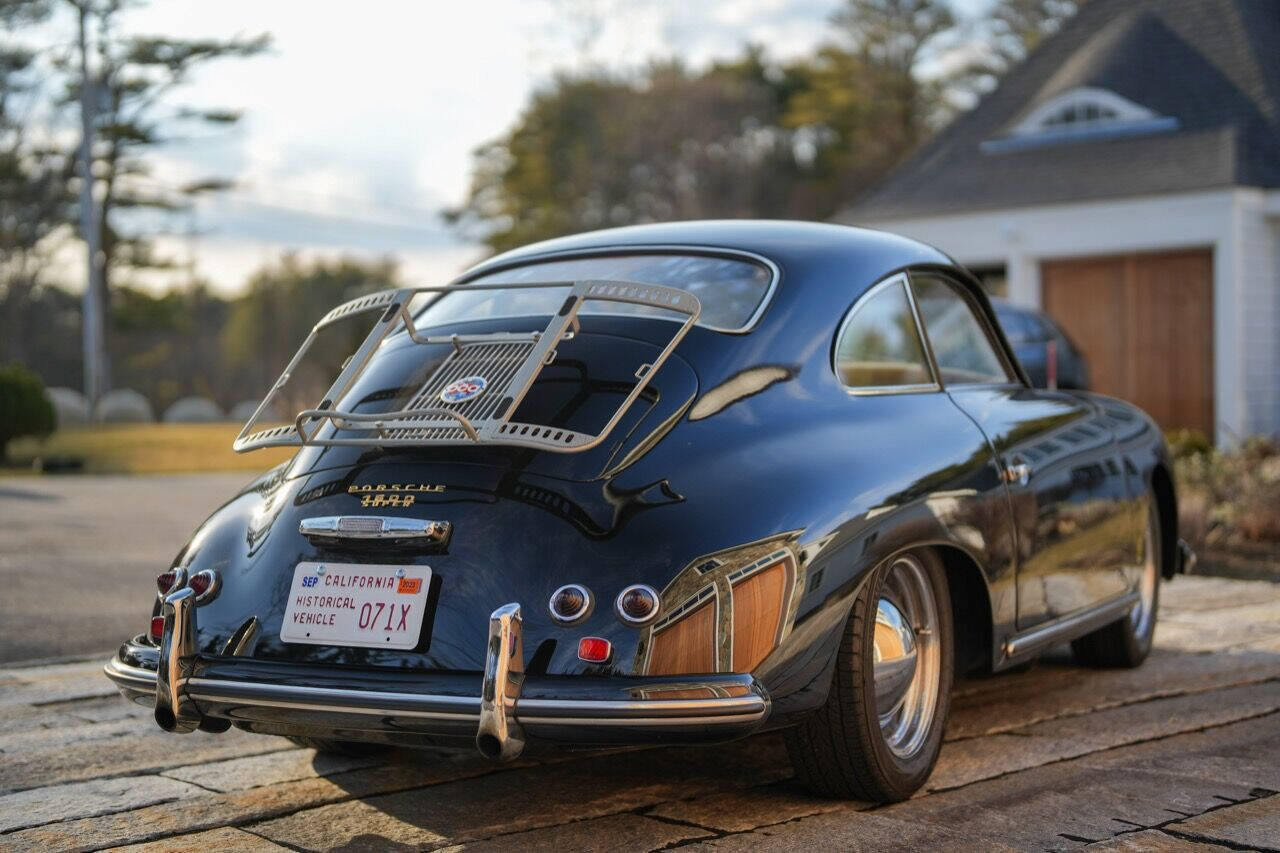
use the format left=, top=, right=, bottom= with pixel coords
left=280, top=562, right=431, bottom=650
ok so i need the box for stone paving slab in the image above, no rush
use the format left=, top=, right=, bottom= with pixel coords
left=108, top=826, right=290, bottom=852
left=442, top=813, right=712, bottom=852
left=1165, top=796, right=1280, bottom=850
left=0, top=775, right=206, bottom=834
left=0, top=575, right=1277, bottom=852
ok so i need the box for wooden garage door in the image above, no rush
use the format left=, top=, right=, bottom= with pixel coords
left=1041, top=249, right=1214, bottom=437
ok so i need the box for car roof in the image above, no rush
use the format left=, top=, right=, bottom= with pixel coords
left=450, top=221, right=1029, bottom=383
left=460, top=221, right=950, bottom=288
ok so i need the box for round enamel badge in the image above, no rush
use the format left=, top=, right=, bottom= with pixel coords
left=439, top=376, right=488, bottom=404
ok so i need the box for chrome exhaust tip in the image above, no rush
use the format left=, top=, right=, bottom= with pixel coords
left=476, top=602, right=526, bottom=761
left=154, top=587, right=202, bottom=733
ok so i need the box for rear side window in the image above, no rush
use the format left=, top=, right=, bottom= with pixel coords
left=834, top=277, right=935, bottom=391
left=911, top=275, right=1013, bottom=385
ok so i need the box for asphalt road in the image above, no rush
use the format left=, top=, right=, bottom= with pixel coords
left=1, top=474, right=1278, bottom=850
left=0, top=474, right=255, bottom=664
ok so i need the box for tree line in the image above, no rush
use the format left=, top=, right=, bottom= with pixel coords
left=447, top=0, right=1085, bottom=252
left=0, top=0, right=1083, bottom=416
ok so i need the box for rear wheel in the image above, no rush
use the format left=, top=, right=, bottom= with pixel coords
left=1072, top=498, right=1160, bottom=668
left=785, top=549, right=953, bottom=802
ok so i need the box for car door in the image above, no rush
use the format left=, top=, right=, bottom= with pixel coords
left=909, top=272, right=1142, bottom=632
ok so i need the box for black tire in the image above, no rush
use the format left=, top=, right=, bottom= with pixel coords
left=1072, top=498, right=1161, bottom=668
left=785, top=549, right=954, bottom=802
left=287, top=736, right=389, bottom=757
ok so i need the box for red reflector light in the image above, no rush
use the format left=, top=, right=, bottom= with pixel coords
left=156, top=570, right=181, bottom=596
left=187, top=569, right=220, bottom=603
left=577, top=636, right=612, bottom=663
left=150, top=616, right=165, bottom=641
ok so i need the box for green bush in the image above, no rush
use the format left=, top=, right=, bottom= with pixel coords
left=1175, top=436, right=1280, bottom=548
left=0, top=363, right=55, bottom=462
left=1165, top=428, right=1213, bottom=460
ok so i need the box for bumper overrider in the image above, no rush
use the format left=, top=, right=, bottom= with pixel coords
left=105, top=591, right=770, bottom=759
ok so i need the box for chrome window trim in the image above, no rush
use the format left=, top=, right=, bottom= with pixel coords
left=453, top=245, right=781, bottom=335
left=907, top=271, right=1021, bottom=388
left=832, top=273, right=942, bottom=397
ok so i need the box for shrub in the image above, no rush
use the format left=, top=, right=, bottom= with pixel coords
left=1166, top=428, right=1213, bottom=460
left=0, top=364, right=56, bottom=462
left=1174, top=435, right=1280, bottom=549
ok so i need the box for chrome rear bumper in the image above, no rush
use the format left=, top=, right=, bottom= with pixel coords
left=105, top=600, right=769, bottom=757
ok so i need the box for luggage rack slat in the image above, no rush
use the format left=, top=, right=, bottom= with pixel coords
left=233, top=280, right=700, bottom=455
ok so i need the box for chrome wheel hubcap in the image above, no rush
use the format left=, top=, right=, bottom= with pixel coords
left=873, top=554, right=940, bottom=759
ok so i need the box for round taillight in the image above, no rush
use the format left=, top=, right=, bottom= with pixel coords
left=156, top=569, right=185, bottom=598
left=616, top=584, right=660, bottom=626
left=150, top=615, right=165, bottom=642
left=549, top=584, right=592, bottom=625
left=188, top=569, right=220, bottom=604
left=577, top=636, right=612, bottom=663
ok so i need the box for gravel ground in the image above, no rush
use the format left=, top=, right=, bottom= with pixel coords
left=0, top=474, right=254, bottom=663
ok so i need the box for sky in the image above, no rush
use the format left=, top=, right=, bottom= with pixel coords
left=48, top=0, right=990, bottom=295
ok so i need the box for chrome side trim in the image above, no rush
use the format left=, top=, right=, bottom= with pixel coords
left=155, top=588, right=201, bottom=733
left=300, top=516, right=452, bottom=544
left=476, top=603, right=526, bottom=760
left=1002, top=591, right=1140, bottom=660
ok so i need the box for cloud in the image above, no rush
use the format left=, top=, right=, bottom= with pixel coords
left=104, top=0, right=873, bottom=294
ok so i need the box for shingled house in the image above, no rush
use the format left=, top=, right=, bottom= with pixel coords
left=840, top=0, right=1280, bottom=443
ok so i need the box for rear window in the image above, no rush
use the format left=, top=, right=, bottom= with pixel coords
left=416, top=253, right=774, bottom=332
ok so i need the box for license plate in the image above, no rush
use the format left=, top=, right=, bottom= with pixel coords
left=280, top=562, right=432, bottom=650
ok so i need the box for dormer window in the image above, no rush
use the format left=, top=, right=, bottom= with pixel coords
left=982, top=87, right=1178, bottom=153
left=1040, top=100, right=1119, bottom=128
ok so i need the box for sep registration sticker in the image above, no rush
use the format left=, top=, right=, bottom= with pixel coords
left=280, top=562, right=431, bottom=650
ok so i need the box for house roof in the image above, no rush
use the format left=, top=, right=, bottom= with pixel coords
left=842, top=0, right=1280, bottom=221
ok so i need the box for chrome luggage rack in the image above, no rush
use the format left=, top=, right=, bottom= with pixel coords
left=233, top=280, right=701, bottom=454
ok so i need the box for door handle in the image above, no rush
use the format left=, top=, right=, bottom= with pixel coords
left=1002, top=463, right=1031, bottom=486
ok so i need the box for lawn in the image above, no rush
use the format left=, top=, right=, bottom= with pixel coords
left=5, top=424, right=295, bottom=475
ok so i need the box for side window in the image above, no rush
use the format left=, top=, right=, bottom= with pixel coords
left=911, top=275, right=1013, bottom=385
left=834, top=277, right=935, bottom=390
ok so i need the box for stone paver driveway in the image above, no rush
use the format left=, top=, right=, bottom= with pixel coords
left=0, top=575, right=1278, bottom=851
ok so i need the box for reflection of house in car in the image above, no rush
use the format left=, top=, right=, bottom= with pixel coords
left=841, top=0, right=1280, bottom=443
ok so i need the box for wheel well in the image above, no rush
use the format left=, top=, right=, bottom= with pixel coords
left=1151, top=464, right=1178, bottom=579
left=933, top=545, right=994, bottom=678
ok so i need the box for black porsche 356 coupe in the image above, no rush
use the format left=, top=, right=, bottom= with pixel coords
left=106, top=221, right=1193, bottom=802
